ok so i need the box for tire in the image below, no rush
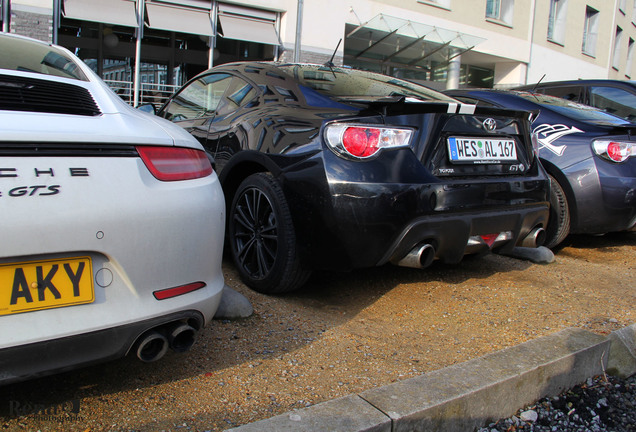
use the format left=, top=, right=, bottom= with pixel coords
left=228, top=173, right=311, bottom=294
left=544, top=174, right=571, bottom=249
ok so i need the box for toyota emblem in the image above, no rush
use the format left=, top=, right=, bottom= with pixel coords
left=483, top=118, right=497, bottom=132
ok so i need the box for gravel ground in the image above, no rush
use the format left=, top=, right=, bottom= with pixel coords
left=479, top=374, right=636, bottom=432
left=0, top=232, right=634, bottom=431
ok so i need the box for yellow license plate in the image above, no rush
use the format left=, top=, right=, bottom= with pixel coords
left=0, top=257, right=94, bottom=316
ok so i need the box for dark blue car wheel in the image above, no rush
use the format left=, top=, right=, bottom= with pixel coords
left=228, top=173, right=311, bottom=293
left=545, top=174, right=571, bottom=248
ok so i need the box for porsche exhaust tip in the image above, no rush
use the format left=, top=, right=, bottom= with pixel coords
left=397, top=243, right=436, bottom=269
left=136, top=331, right=169, bottom=363
left=167, top=323, right=197, bottom=353
left=522, top=227, right=546, bottom=248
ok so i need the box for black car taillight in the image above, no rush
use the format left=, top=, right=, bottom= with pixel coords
left=137, top=146, right=213, bottom=181
left=324, top=123, right=413, bottom=159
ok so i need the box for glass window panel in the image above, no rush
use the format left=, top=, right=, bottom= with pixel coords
left=164, top=73, right=232, bottom=121
left=589, top=86, right=636, bottom=121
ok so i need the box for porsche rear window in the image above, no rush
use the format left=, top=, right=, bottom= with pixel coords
left=0, top=36, right=88, bottom=81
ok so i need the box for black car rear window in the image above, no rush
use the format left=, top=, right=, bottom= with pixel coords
left=0, top=35, right=88, bottom=81
left=514, top=91, right=631, bottom=125
left=277, top=64, right=455, bottom=102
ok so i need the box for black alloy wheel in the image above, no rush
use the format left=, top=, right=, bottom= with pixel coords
left=228, top=173, right=310, bottom=294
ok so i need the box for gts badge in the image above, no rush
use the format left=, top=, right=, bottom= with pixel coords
left=0, top=167, right=89, bottom=198
left=2, top=185, right=60, bottom=197
left=533, top=124, right=583, bottom=156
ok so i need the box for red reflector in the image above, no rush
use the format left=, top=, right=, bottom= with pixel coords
left=153, top=282, right=206, bottom=300
left=481, top=234, right=498, bottom=247
left=137, top=146, right=213, bottom=181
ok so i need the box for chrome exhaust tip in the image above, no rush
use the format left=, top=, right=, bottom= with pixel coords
left=396, top=243, right=436, bottom=269
left=136, top=330, right=169, bottom=362
left=521, top=227, right=546, bottom=248
left=167, top=323, right=197, bottom=353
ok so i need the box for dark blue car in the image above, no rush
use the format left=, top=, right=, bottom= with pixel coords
left=446, top=89, right=636, bottom=248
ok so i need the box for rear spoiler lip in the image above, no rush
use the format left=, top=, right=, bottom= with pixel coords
left=339, top=95, right=534, bottom=120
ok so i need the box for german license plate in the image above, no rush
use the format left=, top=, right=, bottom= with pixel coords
left=0, top=257, right=94, bottom=316
left=448, top=137, right=517, bottom=163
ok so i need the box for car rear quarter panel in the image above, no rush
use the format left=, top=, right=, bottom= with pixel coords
left=1, top=156, right=225, bottom=348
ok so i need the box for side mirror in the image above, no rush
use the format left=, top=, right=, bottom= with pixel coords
left=137, top=103, right=156, bottom=115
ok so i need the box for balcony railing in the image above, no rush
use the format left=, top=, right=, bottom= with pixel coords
left=104, top=80, right=180, bottom=109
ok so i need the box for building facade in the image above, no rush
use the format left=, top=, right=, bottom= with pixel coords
left=2, top=0, right=634, bottom=104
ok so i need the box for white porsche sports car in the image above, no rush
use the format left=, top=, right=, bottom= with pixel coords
left=0, top=33, right=226, bottom=384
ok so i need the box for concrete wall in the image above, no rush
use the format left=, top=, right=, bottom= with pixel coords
left=9, top=0, right=52, bottom=42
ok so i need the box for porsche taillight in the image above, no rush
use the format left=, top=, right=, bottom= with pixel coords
left=325, top=123, right=413, bottom=159
left=137, top=146, right=213, bottom=181
left=592, top=140, right=636, bottom=163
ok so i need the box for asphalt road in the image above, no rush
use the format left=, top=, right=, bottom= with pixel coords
left=1, top=232, right=635, bottom=431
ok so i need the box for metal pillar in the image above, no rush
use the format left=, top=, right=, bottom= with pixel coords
left=446, top=49, right=461, bottom=90
left=209, top=0, right=217, bottom=69
left=133, top=0, right=145, bottom=107
left=2, top=0, right=10, bottom=33
left=293, top=0, right=303, bottom=62
left=52, top=0, right=61, bottom=43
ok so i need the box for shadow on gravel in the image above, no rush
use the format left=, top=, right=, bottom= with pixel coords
left=0, top=252, right=533, bottom=419
left=2, top=233, right=633, bottom=426
left=556, top=231, right=636, bottom=252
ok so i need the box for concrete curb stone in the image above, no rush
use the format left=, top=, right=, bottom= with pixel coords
left=225, top=395, right=391, bottom=432
left=224, top=326, right=633, bottom=432
left=606, top=323, right=636, bottom=378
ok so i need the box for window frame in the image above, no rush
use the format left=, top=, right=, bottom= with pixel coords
left=547, top=0, right=568, bottom=45
left=582, top=6, right=600, bottom=57
left=613, top=26, right=624, bottom=70
left=485, top=0, right=514, bottom=26
left=626, top=38, right=635, bottom=78
left=418, top=0, right=451, bottom=10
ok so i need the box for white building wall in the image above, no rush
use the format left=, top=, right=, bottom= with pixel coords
left=292, top=0, right=533, bottom=65
left=494, top=62, right=528, bottom=88
left=527, top=43, right=611, bottom=83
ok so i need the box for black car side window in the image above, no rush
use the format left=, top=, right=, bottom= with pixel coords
left=164, top=73, right=232, bottom=121
left=215, top=77, right=258, bottom=116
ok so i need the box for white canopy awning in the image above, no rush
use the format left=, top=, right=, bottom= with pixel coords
left=217, top=3, right=280, bottom=46
left=217, top=14, right=279, bottom=45
left=146, top=2, right=213, bottom=36
left=63, top=0, right=138, bottom=28
left=345, top=14, right=486, bottom=67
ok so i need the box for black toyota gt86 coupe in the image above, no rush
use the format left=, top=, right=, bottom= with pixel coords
left=157, top=63, right=549, bottom=293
